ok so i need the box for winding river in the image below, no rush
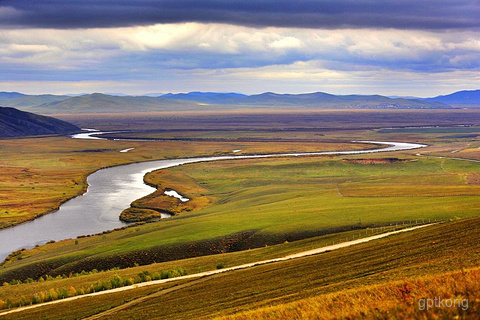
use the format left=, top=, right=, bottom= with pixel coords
left=0, top=136, right=426, bottom=260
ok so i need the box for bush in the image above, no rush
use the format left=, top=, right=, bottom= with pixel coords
left=110, top=275, right=123, bottom=288
left=138, top=271, right=151, bottom=282
left=58, top=287, right=69, bottom=299
left=123, top=278, right=135, bottom=286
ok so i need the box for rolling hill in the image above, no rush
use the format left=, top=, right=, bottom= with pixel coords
left=226, top=92, right=451, bottom=109
left=4, top=90, right=478, bottom=114
left=0, top=92, right=69, bottom=109
left=0, top=107, right=80, bottom=138
left=0, top=92, right=26, bottom=100
left=35, top=92, right=450, bottom=113
left=29, top=93, right=204, bottom=114
left=423, top=89, right=480, bottom=106
left=161, top=92, right=247, bottom=104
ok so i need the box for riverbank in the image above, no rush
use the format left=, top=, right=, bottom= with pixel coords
left=0, top=134, right=381, bottom=231
left=0, top=140, right=426, bottom=261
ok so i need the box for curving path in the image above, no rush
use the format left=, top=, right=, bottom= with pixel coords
left=0, top=223, right=435, bottom=318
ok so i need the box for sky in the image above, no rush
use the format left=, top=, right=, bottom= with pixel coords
left=0, top=0, right=479, bottom=96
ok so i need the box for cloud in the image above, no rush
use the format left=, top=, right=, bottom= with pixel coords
left=0, top=3, right=478, bottom=98
left=0, top=6, right=20, bottom=19
left=268, top=37, right=304, bottom=50
left=1, top=1, right=479, bottom=30
left=2, top=24, right=478, bottom=74
left=2, top=63, right=478, bottom=97
left=0, top=80, right=142, bottom=95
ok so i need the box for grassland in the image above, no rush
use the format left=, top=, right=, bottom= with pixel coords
left=100, top=217, right=480, bottom=320
left=54, top=109, right=480, bottom=131
left=2, top=216, right=480, bottom=319
left=0, top=226, right=410, bottom=312
left=217, top=267, right=480, bottom=320
left=0, top=110, right=479, bottom=319
left=120, top=169, right=213, bottom=222
left=2, top=138, right=479, bottom=281
left=0, top=134, right=363, bottom=229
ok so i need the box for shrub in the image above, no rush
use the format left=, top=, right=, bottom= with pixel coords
left=123, top=278, right=135, bottom=286
left=68, top=286, right=77, bottom=297
left=110, top=275, right=123, bottom=289
left=58, top=287, right=69, bottom=299
left=138, top=271, right=151, bottom=282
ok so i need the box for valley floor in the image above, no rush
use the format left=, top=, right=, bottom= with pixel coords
left=1, top=110, right=479, bottom=319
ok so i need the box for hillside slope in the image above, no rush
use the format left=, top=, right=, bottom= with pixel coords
left=161, top=92, right=247, bottom=104
left=5, top=91, right=453, bottom=114
left=234, top=92, right=451, bottom=108
left=0, top=107, right=80, bottom=138
left=161, top=91, right=452, bottom=109
left=31, top=93, right=202, bottom=114
left=0, top=92, right=69, bottom=109
left=424, top=89, right=480, bottom=106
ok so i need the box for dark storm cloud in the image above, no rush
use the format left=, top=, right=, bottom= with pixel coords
left=1, top=0, right=479, bottom=30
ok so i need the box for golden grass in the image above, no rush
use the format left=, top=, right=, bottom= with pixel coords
left=216, top=267, right=480, bottom=320
left=3, top=148, right=479, bottom=282
left=132, top=169, right=214, bottom=214
left=2, top=215, right=480, bottom=319
left=0, top=115, right=478, bottom=318
left=54, top=217, right=480, bottom=320
left=0, top=226, right=400, bottom=308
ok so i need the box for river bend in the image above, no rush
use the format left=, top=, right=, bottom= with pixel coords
left=0, top=140, right=426, bottom=260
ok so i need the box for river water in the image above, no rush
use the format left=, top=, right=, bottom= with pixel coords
left=0, top=138, right=426, bottom=260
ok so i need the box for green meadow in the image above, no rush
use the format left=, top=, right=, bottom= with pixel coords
left=0, top=112, right=479, bottom=319
left=2, top=216, right=480, bottom=319
left=0, top=134, right=360, bottom=228
left=2, top=149, right=480, bottom=282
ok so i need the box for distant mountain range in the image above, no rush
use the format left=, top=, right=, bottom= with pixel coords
left=27, top=93, right=203, bottom=114
left=196, top=92, right=451, bottom=109
left=0, top=107, right=80, bottom=138
left=423, top=90, right=480, bottom=106
left=0, top=89, right=478, bottom=114
left=0, top=92, right=69, bottom=109
left=161, top=92, right=247, bottom=104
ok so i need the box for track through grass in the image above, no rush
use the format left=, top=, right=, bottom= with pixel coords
left=0, top=223, right=434, bottom=318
